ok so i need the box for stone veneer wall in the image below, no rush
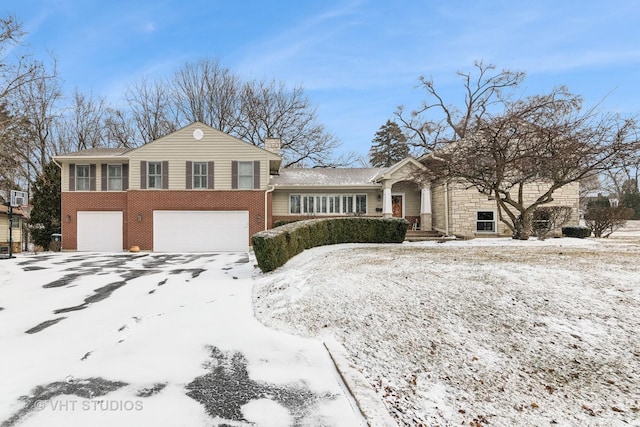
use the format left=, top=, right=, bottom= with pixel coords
left=430, top=180, right=580, bottom=237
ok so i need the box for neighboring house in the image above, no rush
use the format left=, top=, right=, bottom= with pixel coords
left=55, top=122, right=580, bottom=252
left=0, top=205, right=25, bottom=254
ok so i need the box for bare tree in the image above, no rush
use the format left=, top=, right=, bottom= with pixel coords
left=398, top=62, right=639, bottom=239
left=395, top=61, right=525, bottom=154
left=443, top=86, right=639, bottom=239
left=8, top=58, right=62, bottom=187
left=0, top=15, right=58, bottom=192
left=172, top=58, right=243, bottom=134
left=238, top=79, right=341, bottom=167
left=125, top=77, right=177, bottom=144
left=57, top=89, right=110, bottom=151
left=104, top=107, right=138, bottom=148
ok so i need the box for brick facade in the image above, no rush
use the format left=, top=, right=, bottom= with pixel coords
left=62, top=190, right=271, bottom=251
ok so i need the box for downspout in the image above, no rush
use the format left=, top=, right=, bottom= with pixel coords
left=264, top=184, right=275, bottom=230
left=444, top=181, right=450, bottom=236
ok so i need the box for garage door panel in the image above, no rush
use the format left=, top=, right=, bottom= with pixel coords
left=153, top=210, right=248, bottom=252
left=77, top=211, right=123, bottom=252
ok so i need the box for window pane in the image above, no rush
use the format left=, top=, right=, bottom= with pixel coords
left=108, top=165, right=122, bottom=191
left=477, top=211, right=494, bottom=221
left=238, top=162, right=253, bottom=175
left=290, top=195, right=301, bottom=214
left=193, top=162, right=207, bottom=188
left=316, top=196, right=327, bottom=213
left=477, top=221, right=495, bottom=232
left=148, top=162, right=161, bottom=188
left=238, top=161, right=254, bottom=189
left=342, top=196, right=353, bottom=213
left=356, top=195, right=367, bottom=213
left=76, top=165, right=90, bottom=190
left=303, top=196, right=314, bottom=213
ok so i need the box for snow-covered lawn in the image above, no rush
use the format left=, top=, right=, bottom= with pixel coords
left=254, top=222, right=640, bottom=426
left=0, top=252, right=363, bottom=427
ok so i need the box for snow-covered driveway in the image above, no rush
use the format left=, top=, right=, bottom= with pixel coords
left=0, top=252, right=363, bottom=427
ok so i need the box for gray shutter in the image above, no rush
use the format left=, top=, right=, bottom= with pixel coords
left=89, top=164, right=96, bottom=191
left=162, top=161, right=169, bottom=189
left=69, top=164, right=75, bottom=191
left=253, top=161, right=260, bottom=189
left=231, top=161, right=238, bottom=189
left=122, top=164, right=129, bottom=190
left=140, top=161, right=147, bottom=189
left=207, top=161, right=214, bottom=189
left=101, top=164, right=107, bottom=191
left=186, top=161, right=192, bottom=189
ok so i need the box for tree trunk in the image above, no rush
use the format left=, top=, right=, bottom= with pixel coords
left=512, top=212, right=532, bottom=240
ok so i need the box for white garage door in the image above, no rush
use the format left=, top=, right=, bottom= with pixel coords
left=153, top=210, right=249, bottom=252
left=77, top=211, right=123, bottom=252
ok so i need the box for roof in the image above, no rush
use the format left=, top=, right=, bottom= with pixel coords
left=0, top=205, right=27, bottom=217
left=271, top=168, right=386, bottom=187
left=57, top=147, right=130, bottom=158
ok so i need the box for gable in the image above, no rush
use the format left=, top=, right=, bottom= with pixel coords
left=126, top=122, right=281, bottom=162
left=374, top=157, right=428, bottom=185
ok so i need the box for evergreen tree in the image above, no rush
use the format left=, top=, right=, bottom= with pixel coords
left=368, top=120, right=409, bottom=167
left=620, top=179, right=640, bottom=219
left=29, top=161, right=60, bottom=249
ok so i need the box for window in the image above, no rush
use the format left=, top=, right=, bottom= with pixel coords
left=193, top=162, right=207, bottom=189
left=302, top=195, right=314, bottom=214
left=289, top=194, right=367, bottom=215
left=290, top=195, right=301, bottom=214
left=148, top=162, right=162, bottom=189
left=238, top=161, right=254, bottom=189
left=11, top=218, right=20, bottom=229
left=356, top=195, right=367, bottom=214
left=342, top=196, right=353, bottom=214
left=328, top=196, right=341, bottom=214
left=476, top=211, right=496, bottom=232
left=76, top=165, right=90, bottom=191
left=108, top=164, right=122, bottom=190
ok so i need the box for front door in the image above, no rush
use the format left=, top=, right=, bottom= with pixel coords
left=391, top=195, right=403, bottom=218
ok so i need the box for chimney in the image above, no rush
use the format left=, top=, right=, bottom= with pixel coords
left=264, top=137, right=281, bottom=155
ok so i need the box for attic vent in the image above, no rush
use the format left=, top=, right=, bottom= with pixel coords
left=193, top=128, right=204, bottom=140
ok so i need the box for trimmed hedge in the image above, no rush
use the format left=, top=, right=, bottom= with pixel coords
left=562, top=226, right=591, bottom=238
left=252, top=217, right=409, bottom=272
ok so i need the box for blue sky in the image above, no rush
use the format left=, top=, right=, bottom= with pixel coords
left=4, top=0, right=640, bottom=159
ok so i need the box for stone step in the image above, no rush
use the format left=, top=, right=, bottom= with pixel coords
left=404, top=230, right=447, bottom=242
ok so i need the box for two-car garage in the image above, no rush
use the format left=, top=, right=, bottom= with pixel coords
left=75, top=210, right=249, bottom=252
left=152, top=210, right=249, bottom=252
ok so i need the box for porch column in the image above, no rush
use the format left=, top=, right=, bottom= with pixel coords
left=420, top=185, right=432, bottom=230
left=382, top=182, right=393, bottom=217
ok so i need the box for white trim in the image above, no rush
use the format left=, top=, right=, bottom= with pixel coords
left=288, top=193, right=368, bottom=215
left=107, top=163, right=123, bottom=191
left=476, top=209, right=498, bottom=233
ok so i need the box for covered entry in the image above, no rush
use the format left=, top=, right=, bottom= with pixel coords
left=153, top=210, right=249, bottom=252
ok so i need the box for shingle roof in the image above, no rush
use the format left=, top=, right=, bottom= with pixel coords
left=271, top=168, right=387, bottom=186
left=59, top=147, right=130, bottom=157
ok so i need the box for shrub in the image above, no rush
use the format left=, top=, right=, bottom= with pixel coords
left=531, top=206, right=573, bottom=240
left=584, top=206, right=634, bottom=238
left=252, top=217, right=408, bottom=272
left=562, top=226, right=591, bottom=238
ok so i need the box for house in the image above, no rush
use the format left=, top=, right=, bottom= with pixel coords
left=0, top=204, right=25, bottom=254
left=54, top=122, right=580, bottom=252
